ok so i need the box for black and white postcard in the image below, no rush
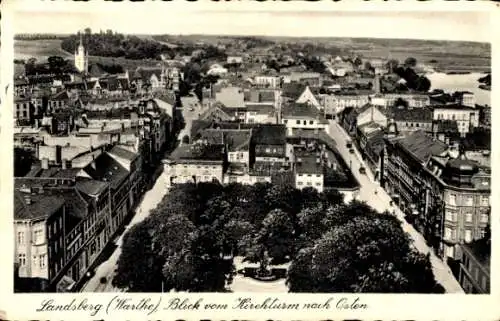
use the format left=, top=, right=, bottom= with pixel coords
left=0, top=1, right=498, bottom=320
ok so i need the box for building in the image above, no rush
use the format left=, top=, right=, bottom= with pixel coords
left=281, top=103, right=329, bottom=136
left=392, top=106, right=433, bottom=133
left=324, top=91, right=372, bottom=116
left=251, top=124, right=288, bottom=167
left=371, top=93, right=430, bottom=109
left=244, top=104, right=276, bottom=124
left=254, top=75, right=281, bottom=89
left=295, top=86, right=321, bottom=109
left=382, top=127, right=491, bottom=260
left=294, top=150, right=324, bottom=193
left=74, top=34, right=89, bottom=74
left=163, top=142, right=225, bottom=188
left=215, top=86, right=245, bottom=108
left=432, top=104, right=480, bottom=136
left=458, top=240, right=490, bottom=293
left=356, top=122, right=385, bottom=181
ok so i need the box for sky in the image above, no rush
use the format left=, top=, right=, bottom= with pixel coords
left=7, top=1, right=494, bottom=43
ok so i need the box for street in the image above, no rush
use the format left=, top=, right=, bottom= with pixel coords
left=327, top=120, right=464, bottom=293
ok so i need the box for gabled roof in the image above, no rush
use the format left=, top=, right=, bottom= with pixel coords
left=397, top=130, right=448, bottom=164
left=50, top=90, right=70, bottom=101
left=245, top=103, right=274, bottom=114
left=282, top=103, right=322, bottom=119
left=169, top=143, right=224, bottom=162
left=76, top=179, right=109, bottom=197
left=199, top=129, right=252, bottom=152
left=133, top=67, right=162, bottom=82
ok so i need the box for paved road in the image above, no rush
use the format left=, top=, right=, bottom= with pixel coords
left=327, top=120, right=464, bottom=293
left=178, top=93, right=204, bottom=144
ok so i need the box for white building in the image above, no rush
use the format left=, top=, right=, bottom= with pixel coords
left=432, top=104, right=480, bottom=136
left=282, top=103, right=329, bottom=135
left=294, top=153, right=324, bottom=193
left=254, top=75, right=281, bottom=89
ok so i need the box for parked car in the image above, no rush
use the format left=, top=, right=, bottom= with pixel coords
left=359, top=166, right=366, bottom=174
left=346, top=141, right=352, bottom=148
left=349, top=148, right=355, bottom=154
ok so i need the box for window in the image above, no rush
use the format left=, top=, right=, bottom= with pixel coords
left=309, top=120, right=314, bottom=125
left=445, top=211, right=457, bottom=222
left=465, top=229, right=472, bottom=243
left=481, top=196, right=489, bottom=206
left=465, top=196, right=473, bottom=206
left=465, top=213, right=473, bottom=222
left=481, top=213, right=489, bottom=223
left=303, top=120, right=307, bottom=125
left=33, top=255, right=37, bottom=268
left=449, top=194, right=456, bottom=206
left=416, top=123, right=419, bottom=127
left=33, top=229, right=43, bottom=244
left=307, top=182, right=312, bottom=186
left=452, top=114, right=456, bottom=120
left=297, top=181, right=303, bottom=186
left=22, top=111, right=27, bottom=118
left=444, top=227, right=452, bottom=240
left=296, top=120, right=300, bottom=125
left=284, top=120, right=288, bottom=124
left=315, top=182, right=321, bottom=186
left=265, top=148, right=271, bottom=153
left=18, top=254, right=26, bottom=266
left=39, top=255, right=46, bottom=268
left=17, top=232, right=24, bottom=244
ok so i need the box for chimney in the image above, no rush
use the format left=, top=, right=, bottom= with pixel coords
left=62, top=158, right=68, bottom=170
left=41, top=158, right=49, bottom=169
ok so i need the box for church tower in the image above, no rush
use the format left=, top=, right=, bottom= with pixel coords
left=74, top=32, right=89, bottom=74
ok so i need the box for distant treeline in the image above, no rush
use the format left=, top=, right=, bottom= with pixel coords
left=15, top=34, right=67, bottom=40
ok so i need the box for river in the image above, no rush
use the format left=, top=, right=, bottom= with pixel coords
left=426, top=72, right=491, bottom=106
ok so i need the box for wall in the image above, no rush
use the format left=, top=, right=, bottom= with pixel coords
left=163, top=162, right=224, bottom=188
left=295, top=173, right=324, bottom=193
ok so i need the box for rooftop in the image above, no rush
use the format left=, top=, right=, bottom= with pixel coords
left=392, top=106, right=433, bottom=122
left=282, top=103, right=324, bottom=119
left=251, top=124, right=287, bottom=145
left=109, top=145, right=137, bottom=162
left=83, top=153, right=129, bottom=189
left=14, top=191, right=65, bottom=221
left=199, top=129, right=252, bottom=152
left=431, top=103, right=476, bottom=110
left=397, top=130, right=449, bottom=164
left=169, top=143, right=224, bottom=162
left=295, top=153, right=323, bottom=174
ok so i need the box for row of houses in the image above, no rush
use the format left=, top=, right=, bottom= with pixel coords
left=163, top=122, right=360, bottom=202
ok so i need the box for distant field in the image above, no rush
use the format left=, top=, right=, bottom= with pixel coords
left=14, top=39, right=72, bottom=61
left=88, top=56, right=162, bottom=72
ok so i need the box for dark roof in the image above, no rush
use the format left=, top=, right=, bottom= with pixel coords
left=14, top=191, right=65, bottom=221
left=199, top=129, right=251, bottom=151
left=191, top=120, right=215, bottom=138
left=14, top=78, right=29, bottom=86
left=100, top=77, right=130, bottom=91
left=281, top=82, right=306, bottom=100
left=88, top=64, right=107, bottom=77
left=393, top=107, right=433, bottom=122
left=431, top=103, right=476, bottom=110
left=245, top=103, right=274, bottom=114
left=169, top=143, right=224, bottom=162
left=251, top=124, right=286, bottom=145
left=259, top=91, right=276, bottom=102
left=109, top=145, right=137, bottom=161
left=76, top=179, right=109, bottom=197
left=83, top=153, right=129, bottom=189
left=295, top=154, right=322, bottom=174
left=282, top=103, right=322, bottom=119
left=398, top=130, right=448, bottom=164
left=24, top=166, right=81, bottom=180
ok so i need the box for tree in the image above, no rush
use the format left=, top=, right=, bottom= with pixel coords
left=386, top=59, right=399, bottom=73
left=287, top=213, right=444, bottom=293
left=364, top=61, right=374, bottom=73
left=182, top=135, right=190, bottom=144
left=253, top=209, right=296, bottom=265
left=404, top=57, right=417, bottom=67
left=113, top=221, right=163, bottom=292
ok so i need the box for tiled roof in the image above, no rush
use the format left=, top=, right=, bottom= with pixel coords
left=14, top=191, right=65, bottom=221
left=251, top=124, right=286, bottom=145
left=392, top=106, right=433, bottom=122
left=109, top=145, right=137, bottom=161
left=398, top=130, right=448, bottom=164
left=295, top=154, right=322, bottom=174
left=199, top=129, right=252, bottom=152
left=50, top=90, right=70, bottom=101
left=169, top=143, right=224, bottom=161
left=259, top=91, right=276, bottom=102
left=134, top=67, right=162, bottom=82
left=282, top=103, right=322, bottom=119
left=83, top=153, right=129, bottom=189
